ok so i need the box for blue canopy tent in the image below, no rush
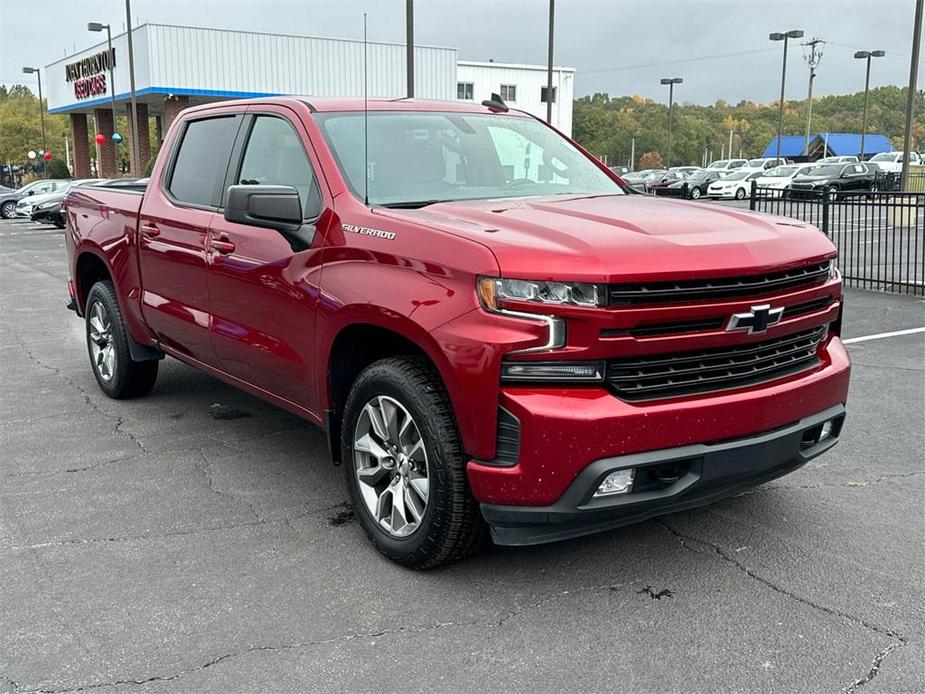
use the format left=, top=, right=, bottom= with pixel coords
left=762, top=133, right=894, bottom=160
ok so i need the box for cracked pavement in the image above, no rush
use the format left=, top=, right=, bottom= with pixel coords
left=1, top=218, right=923, bottom=693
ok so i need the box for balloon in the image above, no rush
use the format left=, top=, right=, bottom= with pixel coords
left=111, top=132, right=123, bottom=144
left=27, top=150, right=36, bottom=159
left=95, top=133, right=106, bottom=144
left=43, top=152, right=52, bottom=160
left=38, top=150, right=44, bottom=156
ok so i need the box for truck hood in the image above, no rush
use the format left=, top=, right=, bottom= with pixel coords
left=377, top=194, right=835, bottom=283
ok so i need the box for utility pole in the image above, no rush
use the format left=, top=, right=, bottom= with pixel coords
left=546, top=0, right=555, bottom=124
left=900, top=0, right=923, bottom=191
left=406, top=0, right=414, bottom=98
left=802, top=37, right=823, bottom=157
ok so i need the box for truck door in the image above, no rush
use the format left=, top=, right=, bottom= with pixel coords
left=206, top=109, right=326, bottom=413
left=138, top=113, right=242, bottom=366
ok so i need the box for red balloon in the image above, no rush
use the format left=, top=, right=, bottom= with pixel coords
left=95, top=133, right=106, bottom=144
left=43, top=152, right=52, bottom=160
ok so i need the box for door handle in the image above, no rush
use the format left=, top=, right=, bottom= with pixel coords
left=141, top=224, right=160, bottom=238
left=210, top=235, right=236, bottom=254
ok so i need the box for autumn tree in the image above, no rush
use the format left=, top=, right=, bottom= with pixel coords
left=638, top=151, right=664, bottom=170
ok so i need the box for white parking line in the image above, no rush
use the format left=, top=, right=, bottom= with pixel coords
left=843, top=327, right=925, bottom=344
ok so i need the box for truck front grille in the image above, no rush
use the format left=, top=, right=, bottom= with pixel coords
left=607, top=326, right=826, bottom=401
left=607, top=262, right=830, bottom=305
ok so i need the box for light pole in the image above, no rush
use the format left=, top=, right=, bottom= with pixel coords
left=88, top=23, right=118, bottom=127
left=770, top=29, right=804, bottom=163
left=854, top=50, right=886, bottom=160
left=124, top=0, right=141, bottom=176
left=629, top=132, right=639, bottom=170
left=405, top=0, right=414, bottom=98
left=21, top=67, right=47, bottom=178
left=901, top=0, right=923, bottom=191
left=545, top=0, right=555, bottom=124
left=660, top=77, right=682, bottom=167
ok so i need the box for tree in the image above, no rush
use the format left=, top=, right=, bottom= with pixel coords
left=638, top=151, right=663, bottom=170
left=46, top=157, right=70, bottom=178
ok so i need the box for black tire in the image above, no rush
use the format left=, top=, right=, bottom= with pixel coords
left=1, top=201, right=15, bottom=219
left=85, top=281, right=158, bottom=399
left=734, top=187, right=746, bottom=200
left=690, top=187, right=702, bottom=200
left=342, top=356, right=485, bottom=569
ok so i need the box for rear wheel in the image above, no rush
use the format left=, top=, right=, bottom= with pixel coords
left=342, top=356, right=485, bottom=569
left=85, top=281, right=159, bottom=399
left=690, top=187, right=702, bottom=200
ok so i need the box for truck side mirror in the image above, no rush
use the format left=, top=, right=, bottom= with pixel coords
left=225, top=184, right=302, bottom=230
left=225, top=184, right=316, bottom=250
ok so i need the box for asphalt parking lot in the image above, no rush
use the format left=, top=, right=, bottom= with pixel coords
left=1, top=216, right=923, bottom=693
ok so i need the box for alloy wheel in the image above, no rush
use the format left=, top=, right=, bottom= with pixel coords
left=353, top=395, right=430, bottom=538
left=88, top=300, right=116, bottom=382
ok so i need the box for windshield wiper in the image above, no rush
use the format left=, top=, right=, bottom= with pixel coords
left=379, top=199, right=452, bottom=209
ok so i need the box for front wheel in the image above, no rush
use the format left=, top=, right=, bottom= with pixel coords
left=734, top=187, right=747, bottom=200
left=690, top=187, right=702, bottom=200
left=1, top=201, right=15, bottom=219
left=342, top=356, right=485, bottom=569
left=85, top=281, right=159, bottom=399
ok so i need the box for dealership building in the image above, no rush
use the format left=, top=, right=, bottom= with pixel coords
left=45, top=23, right=575, bottom=178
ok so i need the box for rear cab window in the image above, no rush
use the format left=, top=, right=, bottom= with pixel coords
left=167, top=116, right=240, bottom=208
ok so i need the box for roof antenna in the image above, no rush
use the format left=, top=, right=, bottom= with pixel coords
left=363, top=12, right=370, bottom=207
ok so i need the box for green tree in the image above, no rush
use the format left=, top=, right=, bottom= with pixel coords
left=46, top=157, right=71, bottom=178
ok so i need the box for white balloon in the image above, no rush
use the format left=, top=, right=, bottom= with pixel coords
left=27, top=150, right=37, bottom=159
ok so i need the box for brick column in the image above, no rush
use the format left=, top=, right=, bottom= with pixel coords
left=69, top=113, right=91, bottom=178
left=126, top=103, right=151, bottom=176
left=93, top=108, right=117, bottom=179
left=163, top=95, right=190, bottom=132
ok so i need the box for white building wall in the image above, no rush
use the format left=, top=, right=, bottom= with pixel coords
left=46, top=23, right=457, bottom=113
left=456, top=61, right=575, bottom=136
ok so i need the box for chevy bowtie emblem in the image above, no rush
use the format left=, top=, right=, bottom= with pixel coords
left=726, top=304, right=784, bottom=334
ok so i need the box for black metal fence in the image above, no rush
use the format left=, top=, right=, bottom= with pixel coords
left=749, top=182, right=925, bottom=296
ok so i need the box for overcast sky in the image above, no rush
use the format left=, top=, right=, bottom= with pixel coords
left=0, top=0, right=918, bottom=104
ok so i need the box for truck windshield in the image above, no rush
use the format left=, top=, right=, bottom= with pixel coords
left=315, top=111, right=623, bottom=207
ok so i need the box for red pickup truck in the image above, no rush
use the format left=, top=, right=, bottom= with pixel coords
left=65, top=97, right=850, bottom=568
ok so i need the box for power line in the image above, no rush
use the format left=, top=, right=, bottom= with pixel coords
left=582, top=47, right=779, bottom=74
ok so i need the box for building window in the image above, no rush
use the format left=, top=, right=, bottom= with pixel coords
left=500, top=84, right=516, bottom=102
left=457, top=82, right=474, bottom=100
left=540, top=86, right=557, bottom=104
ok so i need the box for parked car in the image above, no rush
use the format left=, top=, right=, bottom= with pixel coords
left=28, top=179, right=110, bottom=227
left=706, top=170, right=763, bottom=200
left=814, top=155, right=859, bottom=165
left=663, top=168, right=727, bottom=199
left=790, top=163, right=878, bottom=200
left=738, top=157, right=789, bottom=175
left=644, top=170, right=689, bottom=193
left=706, top=158, right=747, bottom=173
left=0, top=179, right=68, bottom=219
left=14, top=179, right=105, bottom=218
left=669, top=166, right=702, bottom=176
left=609, top=165, right=631, bottom=176
left=754, top=164, right=818, bottom=196
left=867, top=151, right=922, bottom=175
left=64, top=96, right=849, bottom=568
left=621, top=169, right=666, bottom=193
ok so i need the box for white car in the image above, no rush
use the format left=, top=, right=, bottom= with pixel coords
left=706, top=158, right=748, bottom=173
left=867, top=151, right=922, bottom=175
left=815, top=155, right=859, bottom=165
left=14, top=179, right=104, bottom=217
left=754, top=164, right=818, bottom=196
left=706, top=170, right=762, bottom=200
left=737, top=157, right=789, bottom=175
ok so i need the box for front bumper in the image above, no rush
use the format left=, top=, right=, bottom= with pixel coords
left=482, top=404, right=845, bottom=545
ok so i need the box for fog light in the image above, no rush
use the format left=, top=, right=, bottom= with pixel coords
left=820, top=419, right=835, bottom=441
left=594, top=469, right=635, bottom=497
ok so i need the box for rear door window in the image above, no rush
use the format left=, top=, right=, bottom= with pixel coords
left=168, top=116, right=239, bottom=207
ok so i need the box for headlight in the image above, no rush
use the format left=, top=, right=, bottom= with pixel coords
left=36, top=201, right=58, bottom=210
left=477, top=277, right=603, bottom=309
left=501, top=360, right=605, bottom=383
left=828, top=259, right=838, bottom=279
